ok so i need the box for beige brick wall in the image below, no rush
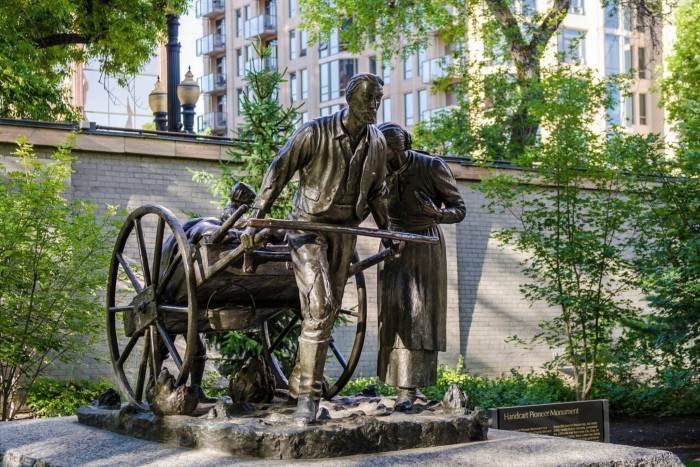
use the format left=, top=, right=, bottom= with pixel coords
left=0, top=123, right=561, bottom=387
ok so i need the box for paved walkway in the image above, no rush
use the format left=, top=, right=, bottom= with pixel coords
left=0, top=416, right=684, bottom=466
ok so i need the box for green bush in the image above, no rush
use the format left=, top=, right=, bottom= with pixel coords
left=338, top=358, right=576, bottom=409
left=420, top=365, right=576, bottom=409
left=26, top=378, right=112, bottom=417
left=337, top=377, right=398, bottom=397
left=592, top=367, right=700, bottom=416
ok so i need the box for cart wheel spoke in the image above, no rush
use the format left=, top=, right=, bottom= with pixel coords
left=134, top=332, right=151, bottom=402
left=156, top=252, right=181, bottom=297
left=156, top=322, right=182, bottom=370
left=152, top=217, right=165, bottom=289
left=117, top=253, right=143, bottom=293
left=109, top=305, right=133, bottom=314
left=330, top=340, right=348, bottom=369
left=135, top=218, right=152, bottom=287
left=270, top=315, right=300, bottom=353
left=117, top=332, right=142, bottom=368
left=339, top=308, right=358, bottom=318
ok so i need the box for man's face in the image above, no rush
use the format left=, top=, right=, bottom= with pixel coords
left=347, top=81, right=383, bottom=125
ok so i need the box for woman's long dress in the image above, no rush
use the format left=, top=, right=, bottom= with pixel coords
left=378, top=151, right=466, bottom=388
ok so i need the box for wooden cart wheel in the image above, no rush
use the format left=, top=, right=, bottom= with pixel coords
left=261, top=250, right=367, bottom=400
left=106, top=205, right=198, bottom=410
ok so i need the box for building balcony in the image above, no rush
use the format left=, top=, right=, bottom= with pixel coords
left=197, top=111, right=228, bottom=133
left=421, top=56, right=463, bottom=84
left=244, top=57, right=278, bottom=74
left=244, top=14, right=277, bottom=40
left=421, top=105, right=458, bottom=123
left=195, top=0, right=225, bottom=18
left=198, top=73, right=227, bottom=94
left=196, top=33, right=226, bottom=56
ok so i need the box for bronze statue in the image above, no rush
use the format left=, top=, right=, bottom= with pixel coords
left=241, top=73, right=389, bottom=425
left=376, top=123, right=466, bottom=411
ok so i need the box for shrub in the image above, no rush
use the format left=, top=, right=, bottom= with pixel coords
left=26, top=378, right=112, bottom=417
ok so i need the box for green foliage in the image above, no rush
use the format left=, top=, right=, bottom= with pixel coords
left=592, top=366, right=700, bottom=417
left=477, top=65, right=659, bottom=401
left=200, top=370, right=230, bottom=398
left=337, top=377, right=398, bottom=397
left=26, top=378, right=112, bottom=418
left=659, top=0, right=700, bottom=158
left=420, top=364, right=575, bottom=409
left=339, top=359, right=575, bottom=409
left=0, top=138, right=117, bottom=420
left=0, top=0, right=187, bottom=121
left=341, top=360, right=700, bottom=416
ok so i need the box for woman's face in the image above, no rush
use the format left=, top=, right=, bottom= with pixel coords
left=385, top=131, right=406, bottom=167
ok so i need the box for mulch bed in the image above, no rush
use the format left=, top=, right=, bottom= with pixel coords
left=610, top=414, right=700, bottom=462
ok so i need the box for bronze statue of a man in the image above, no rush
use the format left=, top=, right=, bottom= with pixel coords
left=241, top=73, right=389, bottom=424
left=376, top=123, right=466, bottom=411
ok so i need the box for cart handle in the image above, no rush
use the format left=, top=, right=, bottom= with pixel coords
left=245, top=218, right=439, bottom=244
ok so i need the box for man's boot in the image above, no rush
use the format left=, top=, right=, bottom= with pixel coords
left=394, top=387, right=417, bottom=411
left=286, top=353, right=301, bottom=405
left=293, top=338, right=329, bottom=426
left=190, top=354, right=219, bottom=403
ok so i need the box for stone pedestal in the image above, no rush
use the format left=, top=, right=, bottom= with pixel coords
left=77, top=395, right=488, bottom=459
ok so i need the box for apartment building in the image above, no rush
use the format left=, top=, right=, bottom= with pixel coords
left=195, top=0, right=664, bottom=140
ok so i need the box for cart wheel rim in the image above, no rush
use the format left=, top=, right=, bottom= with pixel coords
left=106, top=205, right=198, bottom=409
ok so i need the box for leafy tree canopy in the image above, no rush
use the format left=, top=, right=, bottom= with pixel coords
left=300, top=0, right=670, bottom=159
left=0, top=0, right=188, bottom=121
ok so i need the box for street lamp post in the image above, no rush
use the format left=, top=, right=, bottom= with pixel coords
left=148, top=77, right=168, bottom=131
left=177, top=67, right=201, bottom=134
left=166, top=14, right=182, bottom=132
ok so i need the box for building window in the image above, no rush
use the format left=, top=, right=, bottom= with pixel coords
left=403, top=49, right=414, bottom=80
left=216, top=56, right=226, bottom=75
left=300, top=68, right=308, bottom=99
left=604, top=34, right=620, bottom=76
left=290, top=72, right=298, bottom=103
left=320, top=104, right=343, bottom=116
left=558, top=29, right=585, bottom=63
left=299, top=30, right=308, bottom=56
left=289, top=30, right=297, bottom=60
left=639, top=93, right=648, bottom=125
left=236, top=9, right=243, bottom=37
left=246, top=44, right=254, bottom=62
left=237, top=88, right=245, bottom=114
left=319, top=59, right=357, bottom=102
left=569, top=0, right=584, bottom=15
left=404, top=92, right=414, bottom=126
left=417, top=49, right=426, bottom=77
left=604, top=3, right=618, bottom=29
left=301, top=111, right=309, bottom=124
left=236, top=49, right=243, bottom=76
left=625, top=94, right=634, bottom=127
left=289, top=0, right=297, bottom=17
left=637, top=47, right=647, bottom=79
left=382, top=63, right=391, bottom=85
left=215, top=18, right=225, bottom=35
left=418, top=89, right=427, bottom=122
left=382, top=98, right=391, bottom=123
left=319, top=29, right=340, bottom=58
left=369, top=56, right=377, bottom=75
left=216, top=94, right=227, bottom=115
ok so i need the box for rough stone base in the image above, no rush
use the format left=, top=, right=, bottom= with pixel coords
left=77, top=395, right=488, bottom=459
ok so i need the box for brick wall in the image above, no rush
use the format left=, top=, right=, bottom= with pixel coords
left=0, top=122, right=562, bottom=386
